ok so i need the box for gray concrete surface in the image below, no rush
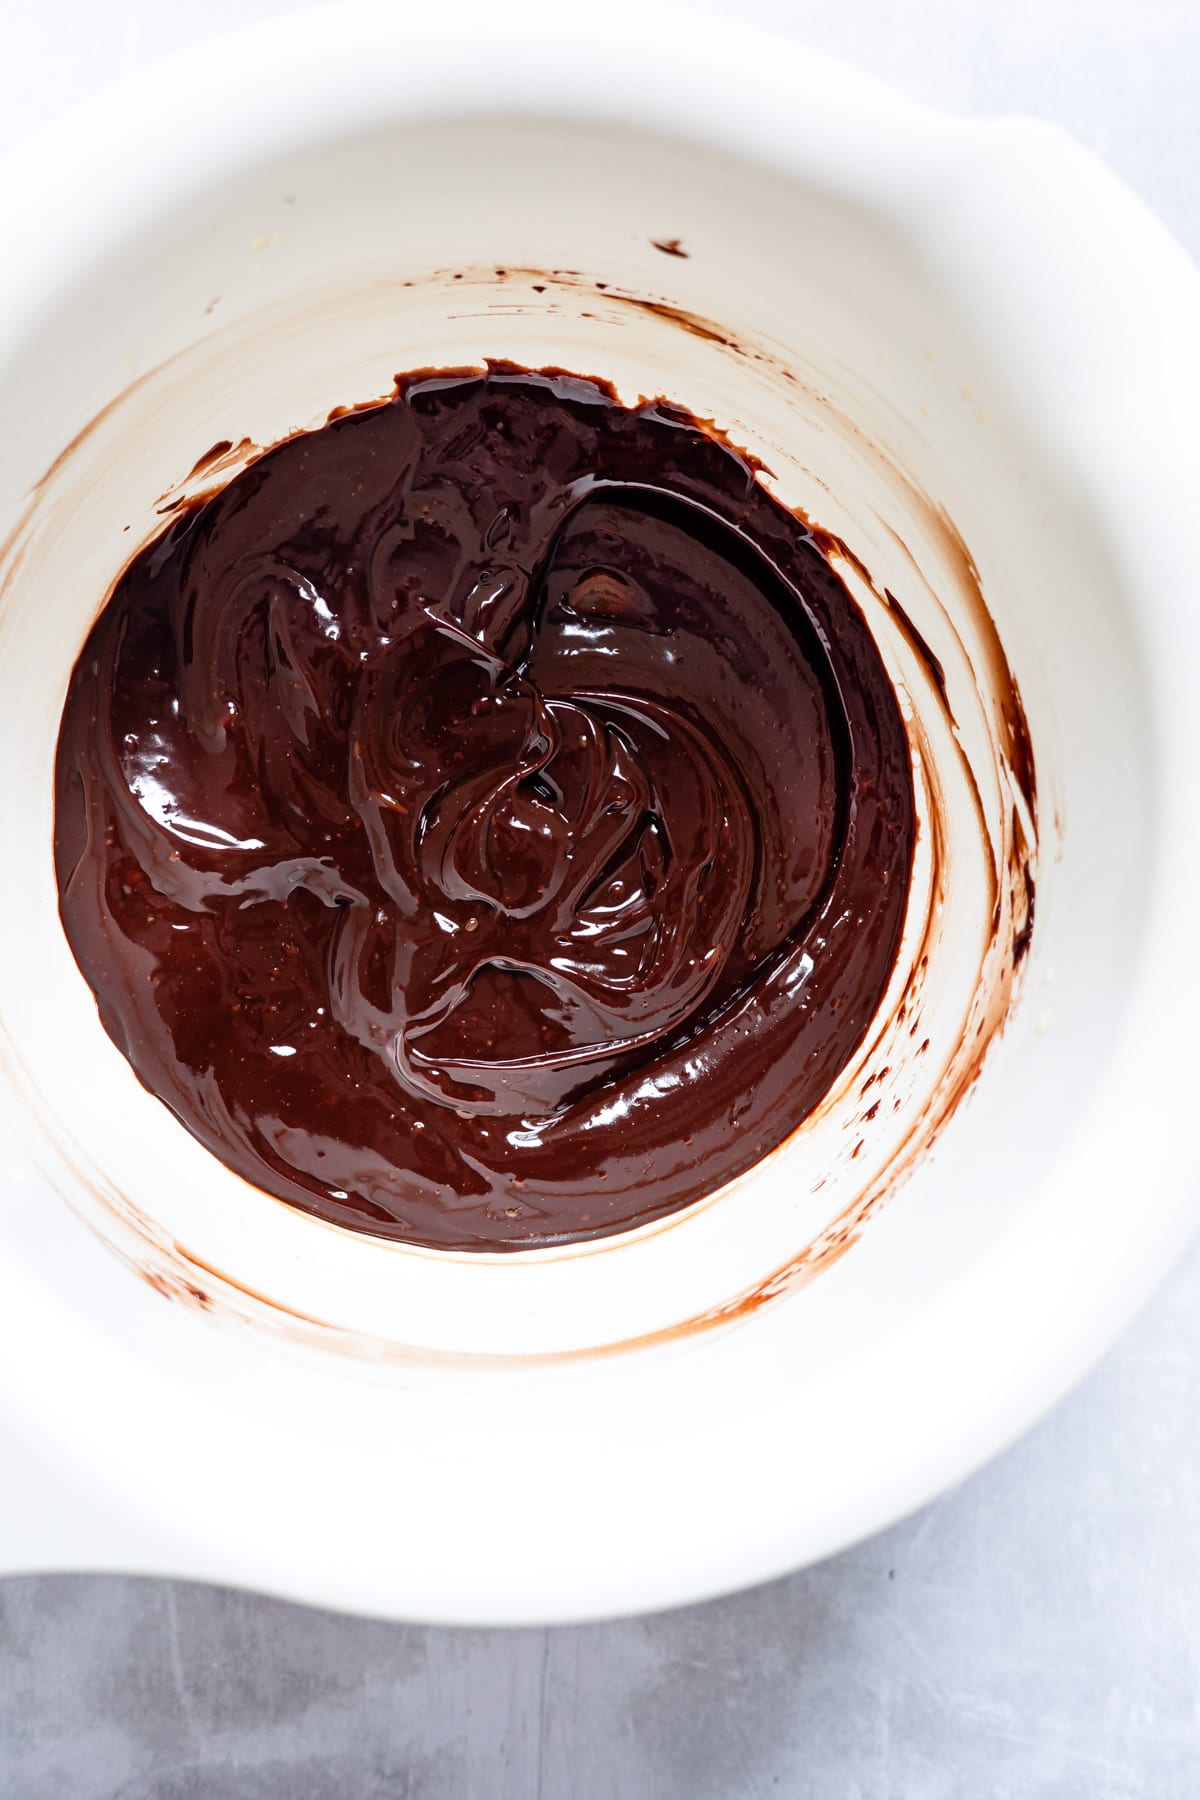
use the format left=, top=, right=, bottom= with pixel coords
left=3, top=1, right=1200, bottom=1795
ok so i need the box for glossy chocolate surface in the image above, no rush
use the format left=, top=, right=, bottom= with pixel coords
left=55, top=366, right=915, bottom=1249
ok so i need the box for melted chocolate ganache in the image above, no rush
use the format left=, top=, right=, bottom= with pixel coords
left=55, top=367, right=915, bottom=1250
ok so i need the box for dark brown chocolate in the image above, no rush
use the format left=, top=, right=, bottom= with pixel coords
left=55, top=365, right=915, bottom=1249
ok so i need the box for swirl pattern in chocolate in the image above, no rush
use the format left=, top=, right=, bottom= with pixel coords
left=54, top=366, right=915, bottom=1249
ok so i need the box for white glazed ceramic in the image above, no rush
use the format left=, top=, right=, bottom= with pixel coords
left=0, top=1, right=1197, bottom=1625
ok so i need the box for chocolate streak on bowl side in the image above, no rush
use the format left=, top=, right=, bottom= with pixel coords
left=54, top=365, right=916, bottom=1251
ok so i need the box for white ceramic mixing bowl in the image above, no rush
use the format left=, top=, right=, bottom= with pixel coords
left=0, top=1, right=1197, bottom=1624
